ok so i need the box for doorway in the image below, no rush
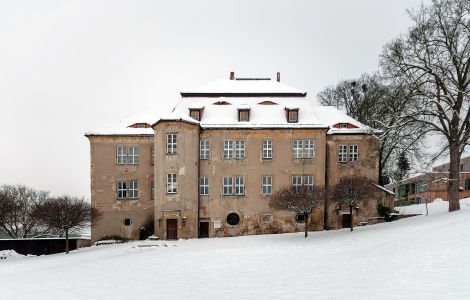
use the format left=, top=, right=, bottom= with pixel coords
left=199, top=222, right=209, bottom=238
left=166, top=219, right=178, bottom=240
left=342, top=214, right=351, bottom=228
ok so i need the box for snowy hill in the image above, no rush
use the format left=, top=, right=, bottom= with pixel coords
left=1, top=200, right=470, bottom=299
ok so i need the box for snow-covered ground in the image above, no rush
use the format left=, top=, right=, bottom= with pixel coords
left=1, top=199, right=470, bottom=299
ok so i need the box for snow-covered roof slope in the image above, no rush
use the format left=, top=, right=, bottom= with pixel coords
left=312, top=106, right=376, bottom=134
left=181, top=78, right=307, bottom=97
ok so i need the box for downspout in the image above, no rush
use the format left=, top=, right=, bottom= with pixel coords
left=197, top=126, right=201, bottom=237
left=323, top=129, right=329, bottom=230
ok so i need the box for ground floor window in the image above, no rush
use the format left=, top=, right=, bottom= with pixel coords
left=226, top=213, right=240, bottom=226
left=465, top=179, right=470, bottom=190
left=295, top=213, right=306, bottom=223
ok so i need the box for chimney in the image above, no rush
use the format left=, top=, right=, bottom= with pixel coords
left=276, top=72, right=280, bottom=82
left=230, top=71, right=235, bottom=80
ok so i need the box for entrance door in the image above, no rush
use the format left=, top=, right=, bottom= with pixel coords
left=166, top=219, right=178, bottom=240
left=342, top=214, right=351, bottom=228
left=199, top=222, right=209, bottom=238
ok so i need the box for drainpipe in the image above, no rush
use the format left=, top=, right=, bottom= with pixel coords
left=197, top=126, right=201, bottom=237
left=323, top=130, right=329, bottom=230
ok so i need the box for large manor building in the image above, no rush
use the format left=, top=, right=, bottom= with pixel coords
left=86, top=72, right=393, bottom=241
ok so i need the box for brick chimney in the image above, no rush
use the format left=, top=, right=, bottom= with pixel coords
left=276, top=72, right=280, bottom=82
left=230, top=71, right=235, bottom=80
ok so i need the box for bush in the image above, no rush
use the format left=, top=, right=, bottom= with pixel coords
left=377, top=203, right=391, bottom=218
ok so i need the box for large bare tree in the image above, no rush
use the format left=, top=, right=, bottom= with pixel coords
left=36, top=196, right=100, bottom=253
left=0, top=184, right=49, bottom=238
left=331, top=176, right=374, bottom=232
left=270, top=185, right=324, bottom=238
left=381, top=0, right=470, bottom=211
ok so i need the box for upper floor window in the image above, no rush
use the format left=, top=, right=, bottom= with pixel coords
left=116, top=146, right=139, bottom=165
left=262, top=176, right=272, bottom=195
left=128, top=181, right=139, bottom=198
left=291, top=175, right=313, bottom=192
left=151, top=180, right=155, bottom=199
left=151, top=146, right=155, bottom=165
left=262, top=140, right=273, bottom=159
left=293, top=140, right=315, bottom=159
left=465, top=179, right=470, bottom=190
left=200, top=140, right=210, bottom=160
left=224, top=140, right=245, bottom=160
left=167, top=134, right=177, bottom=155
left=339, top=123, right=348, bottom=128
left=189, top=109, right=202, bottom=121
left=222, top=176, right=245, bottom=196
left=116, top=180, right=139, bottom=199
left=339, top=144, right=359, bottom=163
left=167, top=173, right=177, bottom=194
left=200, top=176, right=209, bottom=195
left=238, top=109, right=250, bottom=122
left=235, top=176, right=245, bottom=195
left=223, top=176, right=233, bottom=195
left=287, top=109, right=298, bottom=123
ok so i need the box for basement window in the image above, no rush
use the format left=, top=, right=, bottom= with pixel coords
left=124, top=218, right=131, bottom=226
left=295, top=213, right=305, bottom=223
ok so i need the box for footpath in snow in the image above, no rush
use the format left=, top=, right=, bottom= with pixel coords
left=1, top=199, right=470, bottom=299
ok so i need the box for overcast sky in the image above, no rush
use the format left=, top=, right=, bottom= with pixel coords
left=0, top=0, right=430, bottom=198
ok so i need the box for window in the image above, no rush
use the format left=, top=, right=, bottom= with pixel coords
left=292, top=175, right=313, bottom=192
left=293, top=140, right=303, bottom=158
left=223, top=176, right=233, bottom=195
left=166, top=134, right=177, bottom=155
left=238, top=110, right=250, bottom=122
left=262, top=176, right=272, bottom=195
left=167, top=173, right=177, bottom=194
left=465, top=179, right=470, bottom=190
left=189, top=109, right=201, bottom=121
left=235, top=176, right=245, bottom=195
left=151, top=146, right=155, bottom=165
left=262, top=140, right=273, bottom=159
left=116, top=181, right=139, bottom=199
left=124, top=218, right=131, bottom=226
left=116, top=146, right=127, bottom=164
left=151, top=180, right=155, bottom=199
left=200, top=140, right=210, bottom=160
left=304, top=140, right=315, bottom=158
left=292, top=176, right=302, bottom=192
left=338, top=144, right=348, bottom=162
left=235, top=141, right=245, bottom=159
left=349, top=144, right=358, bottom=161
left=339, top=123, right=348, bottom=128
left=287, top=109, right=298, bottom=123
left=128, top=146, right=139, bottom=165
left=460, top=164, right=464, bottom=171
left=226, top=213, right=240, bottom=226
left=303, top=176, right=313, bottom=189
left=224, top=141, right=233, bottom=159
left=129, top=181, right=139, bottom=198
left=200, top=176, right=209, bottom=195
left=293, top=140, right=315, bottom=159
left=117, top=181, right=127, bottom=199
left=296, top=213, right=306, bottom=223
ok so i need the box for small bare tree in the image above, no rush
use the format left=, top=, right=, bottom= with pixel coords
left=0, top=184, right=49, bottom=238
left=331, top=176, right=374, bottom=232
left=270, top=185, right=325, bottom=238
left=37, top=196, right=101, bottom=253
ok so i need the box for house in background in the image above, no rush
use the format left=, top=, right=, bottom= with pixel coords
left=385, top=157, right=470, bottom=206
left=85, top=72, right=394, bottom=241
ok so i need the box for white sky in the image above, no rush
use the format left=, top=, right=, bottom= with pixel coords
left=0, top=0, right=430, bottom=198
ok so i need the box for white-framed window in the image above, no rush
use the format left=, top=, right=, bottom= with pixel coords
left=116, top=146, right=127, bottom=165
left=200, top=140, right=210, bottom=160
left=223, top=176, right=233, bottom=195
left=303, top=176, right=313, bottom=189
left=235, top=176, right=245, bottom=195
left=338, top=144, right=348, bottom=162
left=167, top=173, right=177, bottom=194
left=262, top=176, right=272, bottom=195
left=128, top=146, right=139, bottom=165
left=262, top=140, right=273, bottom=159
left=116, top=181, right=127, bottom=199
left=292, top=176, right=302, bottom=192
left=238, top=110, right=250, bottom=122
left=287, top=109, right=298, bottom=123
left=151, top=146, right=155, bottom=165
left=293, top=140, right=303, bottom=158
left=200, top=176, right=209, bottom=195
left=304, top=140, right=315, bottom=158
left=349, top=144, right=358, bottom=161
left=129, top=181, right=139, bottom=198
left=235, top=141, right=245, bottom=159
left=151, top=180, right=155, bottom=199
left=167, top=134, right=177, bottom=155
left=190, top=109, right=201, bottom=121
left=224, top=141, right=233, bottom=159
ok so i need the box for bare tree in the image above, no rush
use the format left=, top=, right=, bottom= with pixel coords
left=381, top=0, right=470, bottom=211
left=269, top=185, right=325, bottom=238
left=331, top=176, right=374, bottom=232
left=0, top=184, right=49, bottom=238
left=37, top=196, right=101, bottom=253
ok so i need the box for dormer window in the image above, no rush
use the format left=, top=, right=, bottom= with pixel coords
left=333, top=123, right=358, bottom=129
left=238, top=109, right=250, bottom=122
left=286, top=109, right=299, bottom=123
left=129, top=123, right=150, bottom=128
left=339, top=123, right=348, bottom=128
left=189, top=109, right=202, bottom=121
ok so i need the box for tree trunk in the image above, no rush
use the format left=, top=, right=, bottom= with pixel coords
left=65, top=227, right=69, bottom=254
left=349, top=205, right=353, bottom=232
left=304, top=213, right=308, bottom=238
left=448, top=142, right=461, bottom=212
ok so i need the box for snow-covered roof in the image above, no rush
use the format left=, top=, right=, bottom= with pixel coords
left=372, top=183, right=395, bottom=196
left=181, top=78, right=307, bottom=97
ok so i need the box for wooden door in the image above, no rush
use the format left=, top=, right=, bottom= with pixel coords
left=342, top=214, right=351, bottom=228
left=199, top=222, right=209, bottom=238
left=166, top=219, right=178, bottom=240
